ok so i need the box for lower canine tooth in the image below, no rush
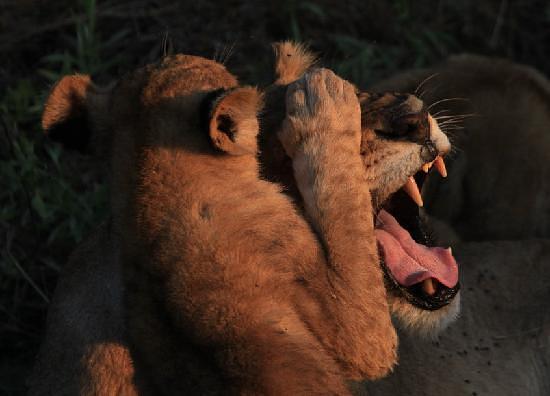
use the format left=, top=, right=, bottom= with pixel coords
left=422, top=163, right=430, bottom=173
left=422, top=278, right=437, bottom=296
left=434, top=156, right=448, bottom=177
left=403, top=176, right=424, bottom=207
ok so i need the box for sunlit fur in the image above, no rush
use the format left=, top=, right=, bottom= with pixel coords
left=268, top=42, right=459, bottom=338
left=30, top=43, right=461, bottom=395
left=31, top=53, right=398, bottom=395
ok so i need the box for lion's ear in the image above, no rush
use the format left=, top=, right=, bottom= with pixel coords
left=207, top=87, right=263, bottom=155
left=42, top=75, right=110, bottom=153
left=272, top=41, right=317, bottom=85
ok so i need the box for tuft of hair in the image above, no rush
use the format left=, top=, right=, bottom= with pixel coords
left=272, top=41, right=317, bottom=85
left=42, top=74, right=91, bottom=134
left=388, top=292, right=461, bottom=340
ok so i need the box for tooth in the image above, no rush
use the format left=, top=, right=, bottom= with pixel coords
left=403, top=176, right=423, bottom=207
left=447, top=247, right=453, bottom=255
left=422, top=161, right=434, bottom=173
left=422, top=278, right=437, bottom=296
left=434, top=156, right=447, bottom=178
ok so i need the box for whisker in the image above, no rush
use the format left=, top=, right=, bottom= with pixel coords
left=441, top=126, right=465, bottom=134
left=415, top=73, right=440, bottom=96
left=451, top=145, right=464, bottom=155
left=428, top=97, right=469, bottom=111
left=437, top=120, right=466, bottom=127
left=441, top=124, right=466, bottom=129
left=439, top=120, right=465, bottom=126
left=418, top=83, right=442, bottom=101
left=221, top=40, right=237, bottom=65
left=441, top=129, right=464, bottom=137
left=439, top=119, right=468, bottom=126
left=431, top=109, right=451, bottom=118
left=441, top=126, right=465, bottom=131
left=441, top=127, right=467, bottom=133
left=161, top=31, right=172, bottom=58
left=213, top=45, right=221, bottom=63
left=435, top=116, right=459, bottom=121
left=435, top=113, right=477, bottom=121
left=220, top=43, right=230, bottom=64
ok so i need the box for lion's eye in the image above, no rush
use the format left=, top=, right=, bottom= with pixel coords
left=374, top=114, right=427, bottom=141
left=374, top=129, right=395, bottom=139
left=406, top=122, right=419, bottom=134
left=374, top=126, right=409, bottom=140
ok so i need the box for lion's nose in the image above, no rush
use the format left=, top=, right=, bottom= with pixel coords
left=419, top=115, right=451, bottom=163
left=428, top=115, right=451, bottom=156
left=423, top=139, right=439, bottom=161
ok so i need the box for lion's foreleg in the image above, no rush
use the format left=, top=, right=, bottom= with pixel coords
left=282, top=69, right=398, bottom=380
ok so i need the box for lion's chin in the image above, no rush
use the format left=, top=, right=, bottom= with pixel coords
left=388, top=289, right=461, bottom=339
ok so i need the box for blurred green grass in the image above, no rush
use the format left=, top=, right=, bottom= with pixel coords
left=1, top=0, right=549, bottom=393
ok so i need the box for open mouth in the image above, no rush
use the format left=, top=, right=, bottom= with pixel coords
left=374, top=156, right=460, bottom=311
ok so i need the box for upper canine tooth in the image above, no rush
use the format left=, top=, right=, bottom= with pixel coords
left=403, top=176, right=423, bottom=207
left=434, top=156, right=448, bottom=177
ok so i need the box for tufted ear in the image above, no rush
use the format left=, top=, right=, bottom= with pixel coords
left=42, top=75, right=110, bottom=153
left=272, top=41, right=317, bottom=85
left=208, top=87, right=263, bottom=155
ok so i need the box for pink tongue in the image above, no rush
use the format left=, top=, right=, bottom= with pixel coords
left=375, top=210, right=458, bottom=288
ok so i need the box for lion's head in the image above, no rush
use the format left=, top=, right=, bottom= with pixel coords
left=42, top=54, right=263, bottom=238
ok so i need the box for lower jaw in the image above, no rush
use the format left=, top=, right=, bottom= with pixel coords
left=388, top=290, right=462, bottom=338
left=379, top=256, right=460, bottom=311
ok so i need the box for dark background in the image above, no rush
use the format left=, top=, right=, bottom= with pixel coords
left=1, top=0, right=549, bottom=393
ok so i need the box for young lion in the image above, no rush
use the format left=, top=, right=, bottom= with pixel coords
left=31, top=56, right=397, bottom=394
left=30, top=45, right=460, bottom=395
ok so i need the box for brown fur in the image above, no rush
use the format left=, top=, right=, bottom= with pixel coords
left=30, top=54, right=397, bottom=395
left=263, top=44, right=451, bottom=211
left=277, top=68, right=397, bottom=379
left=29, top=44, right=461, bottom=395
left=272, top=41, right=317, bottom=85
left=42, top=74, right=90, bottom=131
left=262, top=43, right=459, bottom=337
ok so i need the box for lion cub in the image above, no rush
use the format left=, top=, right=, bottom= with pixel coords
left=36, top=56, right=396, bottom=394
